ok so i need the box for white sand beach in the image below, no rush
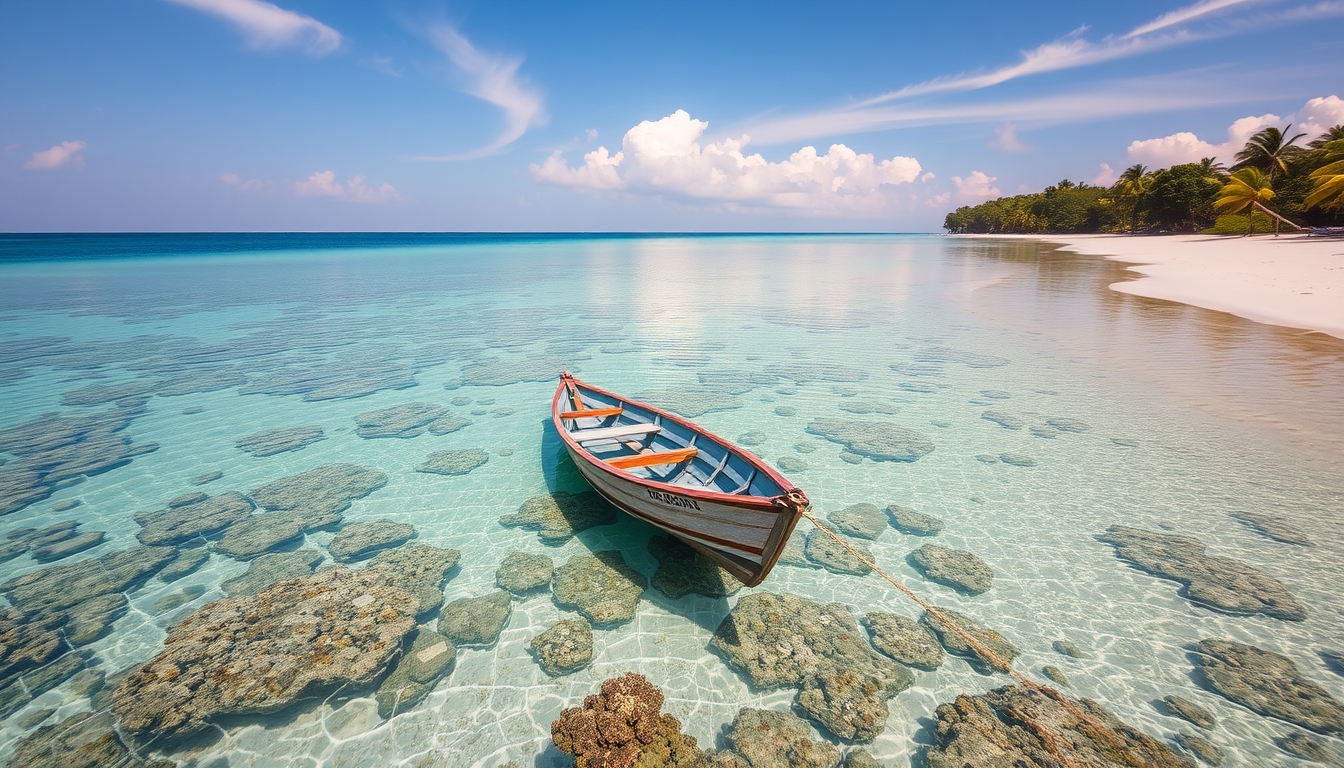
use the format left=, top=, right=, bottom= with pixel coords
left=1029, top=234, right=1344, bottom=340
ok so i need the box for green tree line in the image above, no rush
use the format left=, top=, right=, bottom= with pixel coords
left=944, top=124, right=1344, bottom=234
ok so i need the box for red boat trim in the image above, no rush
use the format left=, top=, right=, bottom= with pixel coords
left=552, top=376, right=804, bottom=508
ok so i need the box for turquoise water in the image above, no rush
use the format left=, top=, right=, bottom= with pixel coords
left=1, top=234, right=1342, bottom=766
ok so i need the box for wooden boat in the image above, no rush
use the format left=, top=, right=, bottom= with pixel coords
left=551, top=372, right=810, bottom=587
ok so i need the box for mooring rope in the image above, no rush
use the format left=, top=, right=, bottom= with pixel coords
left=800, top=509, right=1153, bottom=768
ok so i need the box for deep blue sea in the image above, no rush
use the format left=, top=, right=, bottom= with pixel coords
left=1, top=233, right=1341, bottom=767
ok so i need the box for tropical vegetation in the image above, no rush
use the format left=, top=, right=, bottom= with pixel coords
left=944, top=123, right=1344, bottom=234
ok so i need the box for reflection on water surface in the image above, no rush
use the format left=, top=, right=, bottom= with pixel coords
left=0, top=234, right=1340, bottom=767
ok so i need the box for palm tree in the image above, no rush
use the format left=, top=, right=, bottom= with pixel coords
left=1114, top=164, right=1149, bottom=233
left=1215, top=168, right=1275, bottom=235
left=1305, top=138, right=1344, bottom=211
left=1307, top=125, right=1344, bottom=150
left=1231, top=125, right=1306, bottom=180
left=1198, top=157, right=1227, bottom=181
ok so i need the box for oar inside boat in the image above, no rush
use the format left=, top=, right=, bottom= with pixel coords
left=551, top=372, right=810, bottom=587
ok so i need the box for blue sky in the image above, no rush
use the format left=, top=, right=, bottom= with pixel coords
left=2, top=0, right=1342, bottom=232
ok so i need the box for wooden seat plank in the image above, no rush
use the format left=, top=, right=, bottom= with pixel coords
left=560, top=407, right=623, bottom=419
left=573, top=423, right=661, bottom=443
left=607, top=447, right=699, bottom=470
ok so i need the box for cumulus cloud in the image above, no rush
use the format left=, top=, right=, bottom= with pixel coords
left=417, top=25, right=546, bottom=160
left=1294, top=95, right=1344, bottom=140
left=163, top=0, right=341, bottom=55
left=293, top=171, right=405, bottom=203
left=989, top=123, right=1031, bottom=152
left=1126, top=95, right=1342, bottom=168
left=531, top=110, right=922, bottom=213
left=952, top=171, right=1000, bottom=199
left=24, top=141, right=86, bottom=170
left=1091, top=163, right=1118, bottom=186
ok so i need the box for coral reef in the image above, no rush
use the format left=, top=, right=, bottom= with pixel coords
left=648, top=535, right=742, bottom=599
left=375, top=628, right=455, bottom=718
left=112, top=567, right=418, bottom=737
left=439, top=591, right=512, bottom=646
left=921, top=609, right=1019, bottom=675
left=714, top=707, right=841, bottom=768
left=531, top=617, right=593, bottom=676
left=907, top=544, right=993, bottom=595
left=711, top=592, right=912, bottom=741
left=328, top=520, right=416, bottom=562
left=1192, top=639, right=1344, bottom=735
left=1228, top=511, right=1313, bottom=546
left=553, top=551, right=647, bottom=626
left=1099, top=526, right=1306, bottom=621
left=365, top=544, right=460, bottom=616
left=884, top=505, right=943, bottom=536
left=805, top=418, right=934, bottom=462
left=826, top=504, right=887, bottom=540
left=495, top=550, right=553, bottom=595
left=135, top=491, right=254, bottom=546
left=551, top=673, right=706, bottom=768
left=862, top=612, right=944, bottom=670
left=925, top=685, right=1192, bottom=768
left=234, top=425, right=325, bottom=456
left=417, top=448, right=490, bottom=476
left=500, top=491, right=617, bottom=542
left=803, top=529, right=872, bottom=576
left=220, top=549, right=324, bottom=597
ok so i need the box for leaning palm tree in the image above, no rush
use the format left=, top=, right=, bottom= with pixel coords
left=1305, top=138, right=1344, bottom=211
left=1114, top=164, right=1150, bottom=233
left=1198, top=156, right=1228, bottom=179
left=1307, top=125, right=1344, bottom=150
left=1215, top=168, right=1276, bottom=235
left=1231, top=125, right=1306, bottom=180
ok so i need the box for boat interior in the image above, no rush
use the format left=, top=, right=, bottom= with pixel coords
left=559, top=381, right=787, bottom=498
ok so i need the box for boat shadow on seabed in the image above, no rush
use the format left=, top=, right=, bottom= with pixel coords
left=538, top=418, right=737, bottom=636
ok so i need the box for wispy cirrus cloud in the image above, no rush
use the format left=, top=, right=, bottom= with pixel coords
left=743, top=0, right=1340, bottom=146
left=25, top=141, right=86, bottom=170
left=744, top=77, right=1250, bottom=146
left=414, top=25, right=546, bottom=161
left=857, top=0, right=1263, bottom=106
left=163, top=0, right=341, bottom=56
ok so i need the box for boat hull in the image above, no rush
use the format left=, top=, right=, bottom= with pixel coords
left=553, top=375, right=807, bottom=587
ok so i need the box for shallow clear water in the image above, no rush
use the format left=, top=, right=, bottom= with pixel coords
left=1, top=234, right=1341, bottom=767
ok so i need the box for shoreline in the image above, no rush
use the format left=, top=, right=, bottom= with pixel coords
left=965, top=234, right=1344, bottom=340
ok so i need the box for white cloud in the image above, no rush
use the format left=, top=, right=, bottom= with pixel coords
left=1126, top=95, right=1342, bottom=168
left=220, top=173, right=272, bottom=193
left=742, top=76, right=1245, bottom=146
left=531, top=110, right=922, bottom=214
left=24, top=141, right=86, bottom=170
left=417, top=25, right=546, bottom=160
left=1092, top=163, right=1118, bottom=186
left=585, top=128, right=599, bottom=141
left=163, top=0, right=341, bottom=55
left=288, top=171, right=405, bottom=203
left=920, top=172, right=936, bottom=182
left=737, top=1, right=1340, bottom=146
left=222, top=170, right=402, bottom=202
left=1123, top=0, right=1260, bottom=38
left=952, top=171, right=1000, bottom=199
left=1294, top=95, right=1344, bottom=141
left=989, top=123, right=1031, bottom=152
